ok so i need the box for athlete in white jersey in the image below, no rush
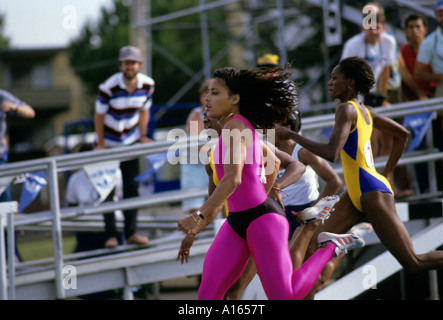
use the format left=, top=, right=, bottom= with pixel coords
left=275, top=114, right=342, bottom=238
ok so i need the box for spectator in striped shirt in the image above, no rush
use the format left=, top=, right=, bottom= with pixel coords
left=94, top=46, right=154, bottom=248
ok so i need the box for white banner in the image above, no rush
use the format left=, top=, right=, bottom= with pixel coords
left=83, top=161, right=120, bottom=205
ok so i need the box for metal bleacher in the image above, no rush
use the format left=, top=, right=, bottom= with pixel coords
left=0, top=136, right=212, bottom=300
left=242, top=211, right=443, bottom=300
left=315, top=216, right=443, bottom=300
left=243, top=97, right=443, bottom=300
left=1, top=97, right=443, bottom=300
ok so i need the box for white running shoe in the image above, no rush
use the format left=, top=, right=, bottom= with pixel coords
left=349, top=222, right=373, bottom=238
left=317, top=232, right=365, bottom=257
left=300, top=195, right=340, bottom=224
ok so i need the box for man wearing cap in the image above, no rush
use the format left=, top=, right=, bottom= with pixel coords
left=414, top=1, right=443, bottom=97
left=94, top=45, right=155, bottom=247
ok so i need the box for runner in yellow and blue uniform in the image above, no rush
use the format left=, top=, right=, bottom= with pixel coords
left=277, top=57, right=443, bottom=299
left=341, top=100, right=393, bottom=212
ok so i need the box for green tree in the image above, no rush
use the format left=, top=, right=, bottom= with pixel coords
left=0, top=13, right=10, bottom=48
left=69, top=1, right=339, bottom=111
left=68, top=0, right=130, bottom=96
left=68, top=0, right=230, bottom=110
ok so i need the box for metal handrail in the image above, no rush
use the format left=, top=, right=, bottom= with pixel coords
left=301, top=96, right=443, bottom=131
left=1, top=96, right=443, bottom=299
left=0, top=134, right=209, bottom=299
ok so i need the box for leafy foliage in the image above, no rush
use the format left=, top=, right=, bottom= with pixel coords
left=68, top=0, right=130, bottom=95
left=67, top=1, right=345, bottom=111
left=68, top=0, right=230, bottom=109
left=0, top=13, right=10, bottom=48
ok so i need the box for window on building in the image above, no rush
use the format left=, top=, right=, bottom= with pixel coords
left=6, top=65, right=32, bottom=88
left=32, top=64, right=52, bottom=88
left=5, top=63, right=52, bottom=89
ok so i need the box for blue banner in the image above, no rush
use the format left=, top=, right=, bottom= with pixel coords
left=403, top=112, right=434, bottom=151
left=19, top=171, right=47, bottom=213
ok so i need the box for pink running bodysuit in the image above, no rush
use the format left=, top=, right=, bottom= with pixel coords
left=198, top=116, right=336, bottom=300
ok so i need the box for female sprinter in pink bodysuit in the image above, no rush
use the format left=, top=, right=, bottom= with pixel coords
left=188, top=67, right=364, bottom=300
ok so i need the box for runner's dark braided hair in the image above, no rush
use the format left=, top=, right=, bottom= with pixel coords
left=337, top=57, right=375, bottom=96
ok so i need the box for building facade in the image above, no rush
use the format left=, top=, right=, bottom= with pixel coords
left=0, top=47, right=90, bottom=160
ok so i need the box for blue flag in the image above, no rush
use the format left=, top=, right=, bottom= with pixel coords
left=19, top=171, right=47, bottom=213
left=403, top=112, right=434, bottom=151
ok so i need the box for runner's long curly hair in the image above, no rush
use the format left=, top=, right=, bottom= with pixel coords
left=212, top=66, right=299, bottom=129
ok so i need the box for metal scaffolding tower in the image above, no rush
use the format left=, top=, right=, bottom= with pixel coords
left=129, top=0, right=436, bottom=109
